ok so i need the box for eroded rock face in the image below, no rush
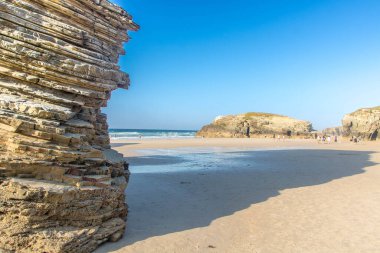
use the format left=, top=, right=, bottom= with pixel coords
left=0, top=0, right=138, bottom=252
left=342, top=106, right=380, bottom=141
left=197, top=112, right=313, bottom=138
left=322, top=126, right=343, bottom=136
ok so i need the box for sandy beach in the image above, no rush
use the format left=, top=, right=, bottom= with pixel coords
left=2, top=0, right=379, bottom=252
left=96, top=138, right=380, bottom=253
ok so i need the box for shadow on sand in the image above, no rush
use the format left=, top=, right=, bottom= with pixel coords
left=110, top=143, right=139, bottom=148
left=96, top=149, right=377, bottom=252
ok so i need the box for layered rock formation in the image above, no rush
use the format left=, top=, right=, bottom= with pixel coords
left=322, top=126, right=343, bottom=136
left=0, top=0, right=138, bottom=252
left=342, top=106, right=380, bottom=141
left=197, top=112, right=313, bottom=138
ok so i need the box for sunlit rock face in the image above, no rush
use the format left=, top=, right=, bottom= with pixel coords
left=197, top=112, right=313, bottom=138
left=322, top=127, right=343, bottom=136
left=0, top=0, right=138, bottom=252
left=343, top=106, right=380, bottom=141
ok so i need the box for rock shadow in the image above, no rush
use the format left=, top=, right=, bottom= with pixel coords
left=111, top=143, right=139, bottom=148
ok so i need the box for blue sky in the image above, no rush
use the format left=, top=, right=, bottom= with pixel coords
left=105, top=0, right=380, bottom=130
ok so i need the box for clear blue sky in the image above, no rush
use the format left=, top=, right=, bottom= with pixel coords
left=105, top=0, right=380, bottom=130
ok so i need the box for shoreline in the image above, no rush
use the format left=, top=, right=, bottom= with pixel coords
left=110, top=137, right=378, bottom=157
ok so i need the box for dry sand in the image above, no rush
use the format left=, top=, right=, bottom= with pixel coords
left=96, top=138, right=380, bottom=253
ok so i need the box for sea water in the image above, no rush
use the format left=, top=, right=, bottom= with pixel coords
left=109, top=129, right=197, bottom=139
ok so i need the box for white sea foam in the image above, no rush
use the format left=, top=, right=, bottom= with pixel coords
left=109, top=129, right=197, bottom=140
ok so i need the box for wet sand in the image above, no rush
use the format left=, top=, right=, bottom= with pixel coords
left=96, top=138, right=380, bottom=253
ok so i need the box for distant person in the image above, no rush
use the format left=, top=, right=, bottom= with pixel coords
left=327, top=136, right=331, bottom=144
left=334, top=135, right=338, bottom=143
left=277, top=135, right=281, bottom=141
left=282, top=135, right=285, bottom=141
left=139, top=135, right=142, bottom=139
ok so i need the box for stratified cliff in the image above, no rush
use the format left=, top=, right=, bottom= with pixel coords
left=342, top=106, right=380, bottom=141
left=197, top=112, right=313, bottom=138
left=0, top=0, right=138, bottom=252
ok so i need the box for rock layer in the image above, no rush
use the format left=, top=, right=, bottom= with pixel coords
left=322, top=126, right=343, bottom=136
left=197, top=112, right=313, bottom=138
left=0, top=0, right=138, bottom=252
left=342, top=106, right=380, bottom=141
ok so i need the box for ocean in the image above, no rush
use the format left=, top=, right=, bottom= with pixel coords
left=109, top=129, right=197, bottom=139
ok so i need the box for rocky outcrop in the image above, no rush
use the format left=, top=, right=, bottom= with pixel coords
left=342, top=106, right=380, bottom=141
left=197, top=112, right=313, bottom=138
left=0, top=0, right=138, bottom=252
left=322, top=126, right=343, bottom=136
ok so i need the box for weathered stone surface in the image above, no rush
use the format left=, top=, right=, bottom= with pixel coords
left=197, top=112, right=313, bottom=138
left=0, top=179, right=127, bottom=253
left=0, top=0, right=138, bottom=252
left=322, top=126, right=343, bottom=136
left=342, top=106, right=380, bottom=141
